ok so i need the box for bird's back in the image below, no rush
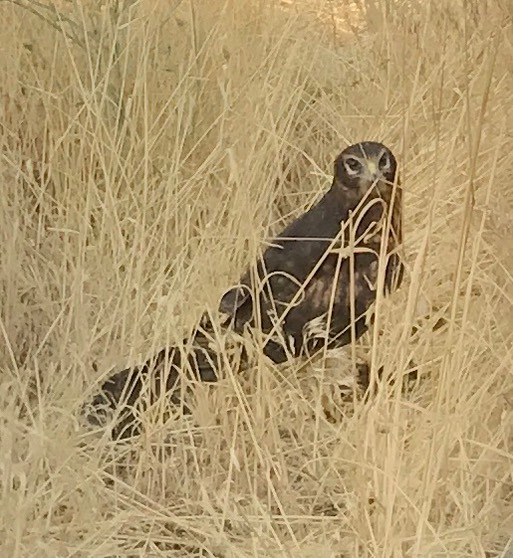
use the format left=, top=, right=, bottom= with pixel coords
left=218, top=187, right=347, bottom=321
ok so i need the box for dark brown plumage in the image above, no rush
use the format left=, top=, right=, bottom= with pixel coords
left=85, top=141, right=404, bottom=439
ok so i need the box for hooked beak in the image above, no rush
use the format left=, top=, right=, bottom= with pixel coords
left=366, top=160, right=381, bottom=183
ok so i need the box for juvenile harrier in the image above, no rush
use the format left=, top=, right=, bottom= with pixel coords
left=86, top=141, right=404, bottom=438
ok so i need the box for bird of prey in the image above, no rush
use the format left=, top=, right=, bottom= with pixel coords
left=85, top=141, right=404, bottom=438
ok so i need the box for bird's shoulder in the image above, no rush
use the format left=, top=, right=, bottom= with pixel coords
left=276, top=190, right=344, bottom=241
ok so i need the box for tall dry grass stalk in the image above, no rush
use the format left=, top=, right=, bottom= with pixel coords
left=1, top=0, right=513, bottom=556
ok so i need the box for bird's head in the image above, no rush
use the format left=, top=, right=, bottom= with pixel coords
left=333, top=142, right=398, bottom=202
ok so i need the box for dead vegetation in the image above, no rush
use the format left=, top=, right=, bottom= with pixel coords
left=1, top=0, right=513, bottom=556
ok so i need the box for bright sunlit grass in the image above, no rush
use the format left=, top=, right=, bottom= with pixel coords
left=1, top=0, right=513, bottom=556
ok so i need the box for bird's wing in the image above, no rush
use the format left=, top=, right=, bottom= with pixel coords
left=217, top=191, right=345, bottom=321
left=218, top=281, right=252, bottom=315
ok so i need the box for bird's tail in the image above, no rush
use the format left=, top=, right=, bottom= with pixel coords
left=83, top=314, right=238, bottom=439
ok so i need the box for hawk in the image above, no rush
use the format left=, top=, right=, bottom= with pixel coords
left=86, top=141, right=404, bottom=438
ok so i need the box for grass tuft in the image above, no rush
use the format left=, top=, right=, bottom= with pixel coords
left=1, top=0, right=513, bottom=556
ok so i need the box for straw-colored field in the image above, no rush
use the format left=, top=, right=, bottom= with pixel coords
left=2, top=0, right=513, bottom=556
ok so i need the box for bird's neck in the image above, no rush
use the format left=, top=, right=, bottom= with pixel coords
left=325, top=181, right=369, bottom=216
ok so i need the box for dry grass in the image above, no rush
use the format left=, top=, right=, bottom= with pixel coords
left=1, top=0, right=513, bottom=556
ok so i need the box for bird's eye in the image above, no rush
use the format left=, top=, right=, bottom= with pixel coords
left=379, top=151, right=390, bottom=170
left=344, top=157, right=361, bottom=175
